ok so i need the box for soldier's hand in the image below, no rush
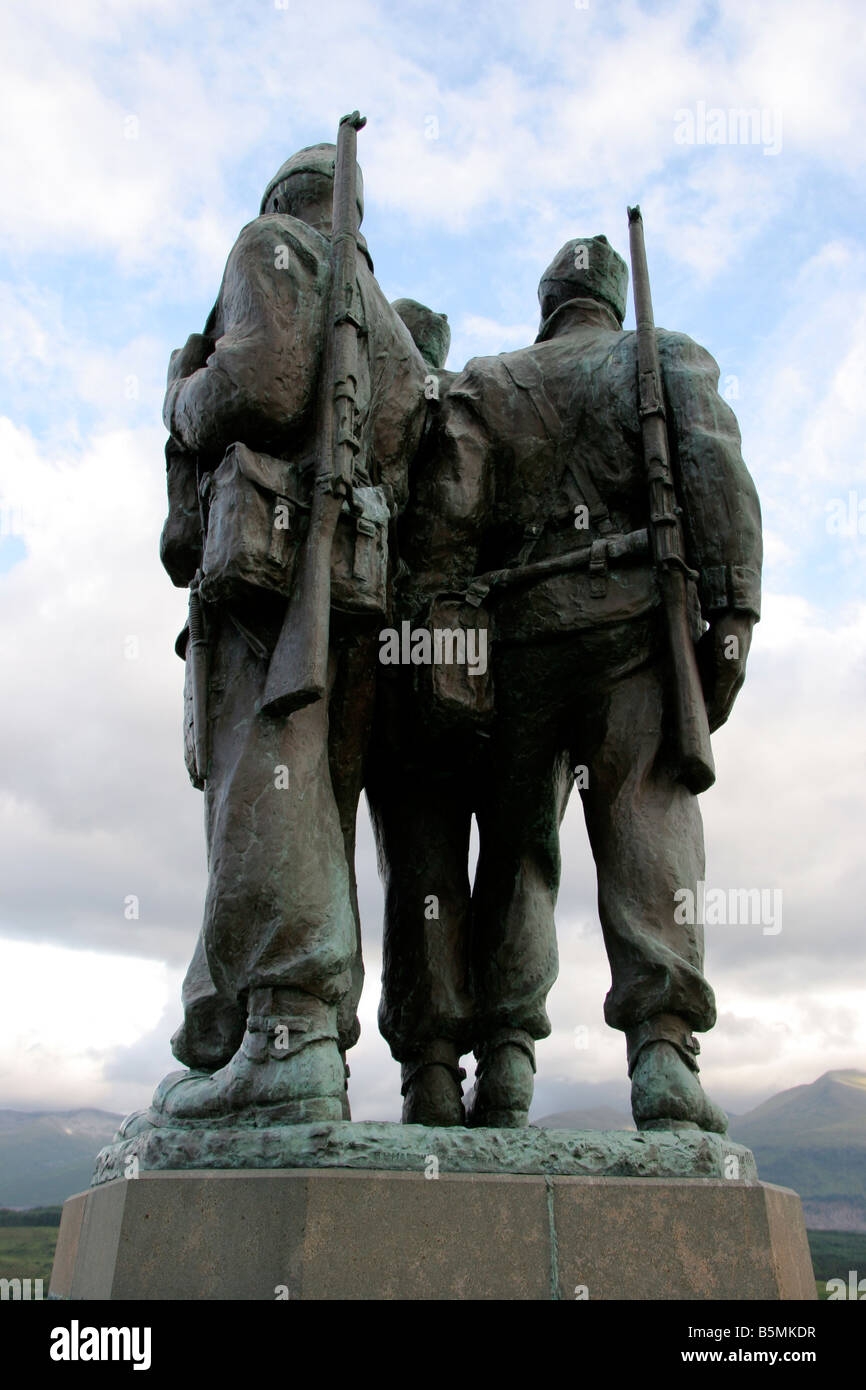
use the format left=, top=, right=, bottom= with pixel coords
left=168, top=333, right=215, bottom=384
left=698, top=610, right=755, bottom=733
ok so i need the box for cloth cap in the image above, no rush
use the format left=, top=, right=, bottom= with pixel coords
left=538, top=236, right=628, bottom=324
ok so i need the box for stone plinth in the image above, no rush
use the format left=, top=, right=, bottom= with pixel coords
left=51, top=1157, right=815, bottom=1301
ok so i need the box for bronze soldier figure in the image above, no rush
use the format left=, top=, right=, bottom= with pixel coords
left=368, top=231, right=761, bottom=1132
left=151, top=126, right=431, bottom=1125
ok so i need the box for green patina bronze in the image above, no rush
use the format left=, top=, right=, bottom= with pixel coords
left=93, top=1122, right=758, bottom=1186
left=105, top=112, right=763, bottom=1172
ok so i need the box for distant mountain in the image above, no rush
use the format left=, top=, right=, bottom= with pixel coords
left=534, top=1106, right=634, bottom=1131
left=2, top=1069, right=864, bottom=1225
left=536, top=1069, right=866, bottom=1233
left=728, top=1070, right=866, bottom=1231
left=0, top=1110, right=121, bottom=1207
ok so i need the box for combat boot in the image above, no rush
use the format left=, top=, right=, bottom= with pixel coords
left=149, top=987, right=345, bottom=1126
left=465, top=1028, right=535, bottom=1128
left=627, top=1014, right=728, bottom=1133
left=401, top=1040, right=466, bottom=1126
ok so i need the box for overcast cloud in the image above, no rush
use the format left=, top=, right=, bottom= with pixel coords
left=0, top=0, right=864, bottom=1125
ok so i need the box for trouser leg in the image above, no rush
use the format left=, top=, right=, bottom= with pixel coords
left=154, top=609, right=363, bottom=1125
left=470, top=644, right=569, bottom=1045
left=172, top=929, right=245, bottom=1070
left=327, top=625, right=378, bottom=1054
left=578, top=655, right=716, bottom=1039
left=171, top=613, right=251, bottom=1071
left=187, top=612, right=357, bottom=1027
left=366, top=670, right=475, bottom=1063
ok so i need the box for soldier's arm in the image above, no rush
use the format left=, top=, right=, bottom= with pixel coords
left=401, top=364, right=494, bottom=597
left=159, top=439, right=202, bottom=587
left=661, top=332, right=762, bottom=730
left=158, top=326, right=219, bottom=586
left=365, top=305, right=429, bottom=516
left=162, top=218, right=327, bottom=460
left=661, top=331, right=762, bottom=619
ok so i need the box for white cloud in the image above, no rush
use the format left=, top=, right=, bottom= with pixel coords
left=0, top=416, right=204, bottom=964
left=449, top=313, right=539, bottom=367
left=1, top=0, right=862, bottom=283
left=0, top=938, right=181, bottom=1112
left=0, top=0, right=864, bottom=1129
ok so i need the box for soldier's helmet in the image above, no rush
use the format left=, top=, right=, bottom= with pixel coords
left=538, top=235, right=628, bottom=327
left=260, top=143, right=364, bottom=220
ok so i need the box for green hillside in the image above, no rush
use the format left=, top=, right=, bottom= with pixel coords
left=0, top=1110, right=121, bottom=1208
left=0, top=1226, right=58, bottom=1285
left=728, top=1070, right=866, bottom=1230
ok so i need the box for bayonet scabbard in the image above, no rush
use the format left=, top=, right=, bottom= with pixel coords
left=188, top=569, right=209, bottom=782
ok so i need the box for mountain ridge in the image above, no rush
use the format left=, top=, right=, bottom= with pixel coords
left=1, top=1069, right=864, bottom=1223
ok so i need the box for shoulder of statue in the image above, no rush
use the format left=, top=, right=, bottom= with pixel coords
left=656, top=327, right=717, bottom=367
left=458, top=353, right=512, bottom=394
left=228, top=214, right=329, bottom=272
left=435, top=358, right=497, bottom=424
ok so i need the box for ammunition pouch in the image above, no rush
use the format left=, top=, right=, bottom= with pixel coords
left=412, top=591, right=494, bottom=728
left=200, top=442, right=390, bottom=619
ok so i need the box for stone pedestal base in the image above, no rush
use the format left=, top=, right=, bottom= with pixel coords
left=51, top=1168, right=815, bottom=1301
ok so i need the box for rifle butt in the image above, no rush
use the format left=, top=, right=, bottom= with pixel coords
left=661, top=571, right=715, bottom=793
left=258, top=488, right=342, bottom=717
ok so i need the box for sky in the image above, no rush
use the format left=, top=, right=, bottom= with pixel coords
left=0, top=0, right=864, bottom=1127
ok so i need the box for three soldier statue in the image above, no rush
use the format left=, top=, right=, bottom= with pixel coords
left=142, top=113, right=761, bottom=1138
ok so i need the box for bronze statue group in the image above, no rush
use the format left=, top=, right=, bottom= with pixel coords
left=131, top=116, right=762, bottom=1141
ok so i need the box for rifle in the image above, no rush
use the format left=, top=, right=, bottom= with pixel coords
left=626, top=205, right=715, bottom=794
left=259, top=111, right=367, bottom=716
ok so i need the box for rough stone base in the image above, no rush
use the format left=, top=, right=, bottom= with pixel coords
left=51, top=1168, right=815, bottom=1301
left=93, top=1120, right=757, bottom=1184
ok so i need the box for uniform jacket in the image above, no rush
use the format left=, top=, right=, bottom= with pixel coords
left=402, top=297, right=762, bottom=642
left=160, top=212, right=428, bottom=587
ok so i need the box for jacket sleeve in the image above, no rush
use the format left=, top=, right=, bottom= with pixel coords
left=401, top=360, right=494, bottom=595
left=660, top=331, right=762, bottom=620
left=159, top=331, right=213, bottom=586
left=162, top=217, right=328, bottom=460
left=362, top=291, right=429, bottom=516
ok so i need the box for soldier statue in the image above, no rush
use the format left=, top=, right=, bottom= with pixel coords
left=129, top=111, right=760, bottom=1141
left=367, top=230, right=761, bottom=1133
left=147, top=118, right=437, bottom=1126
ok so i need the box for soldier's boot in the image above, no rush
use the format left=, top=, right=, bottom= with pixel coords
left=465, top=1029, right=535, bottom=1128
left=149, top=987, right=345, bottom=1126
left=627, top=1014, right=728, bottom=1133
left=401, top=1041, right=466, bottom=1126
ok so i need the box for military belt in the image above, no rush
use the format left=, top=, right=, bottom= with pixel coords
left=463, top=528, right=650, bottom=607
